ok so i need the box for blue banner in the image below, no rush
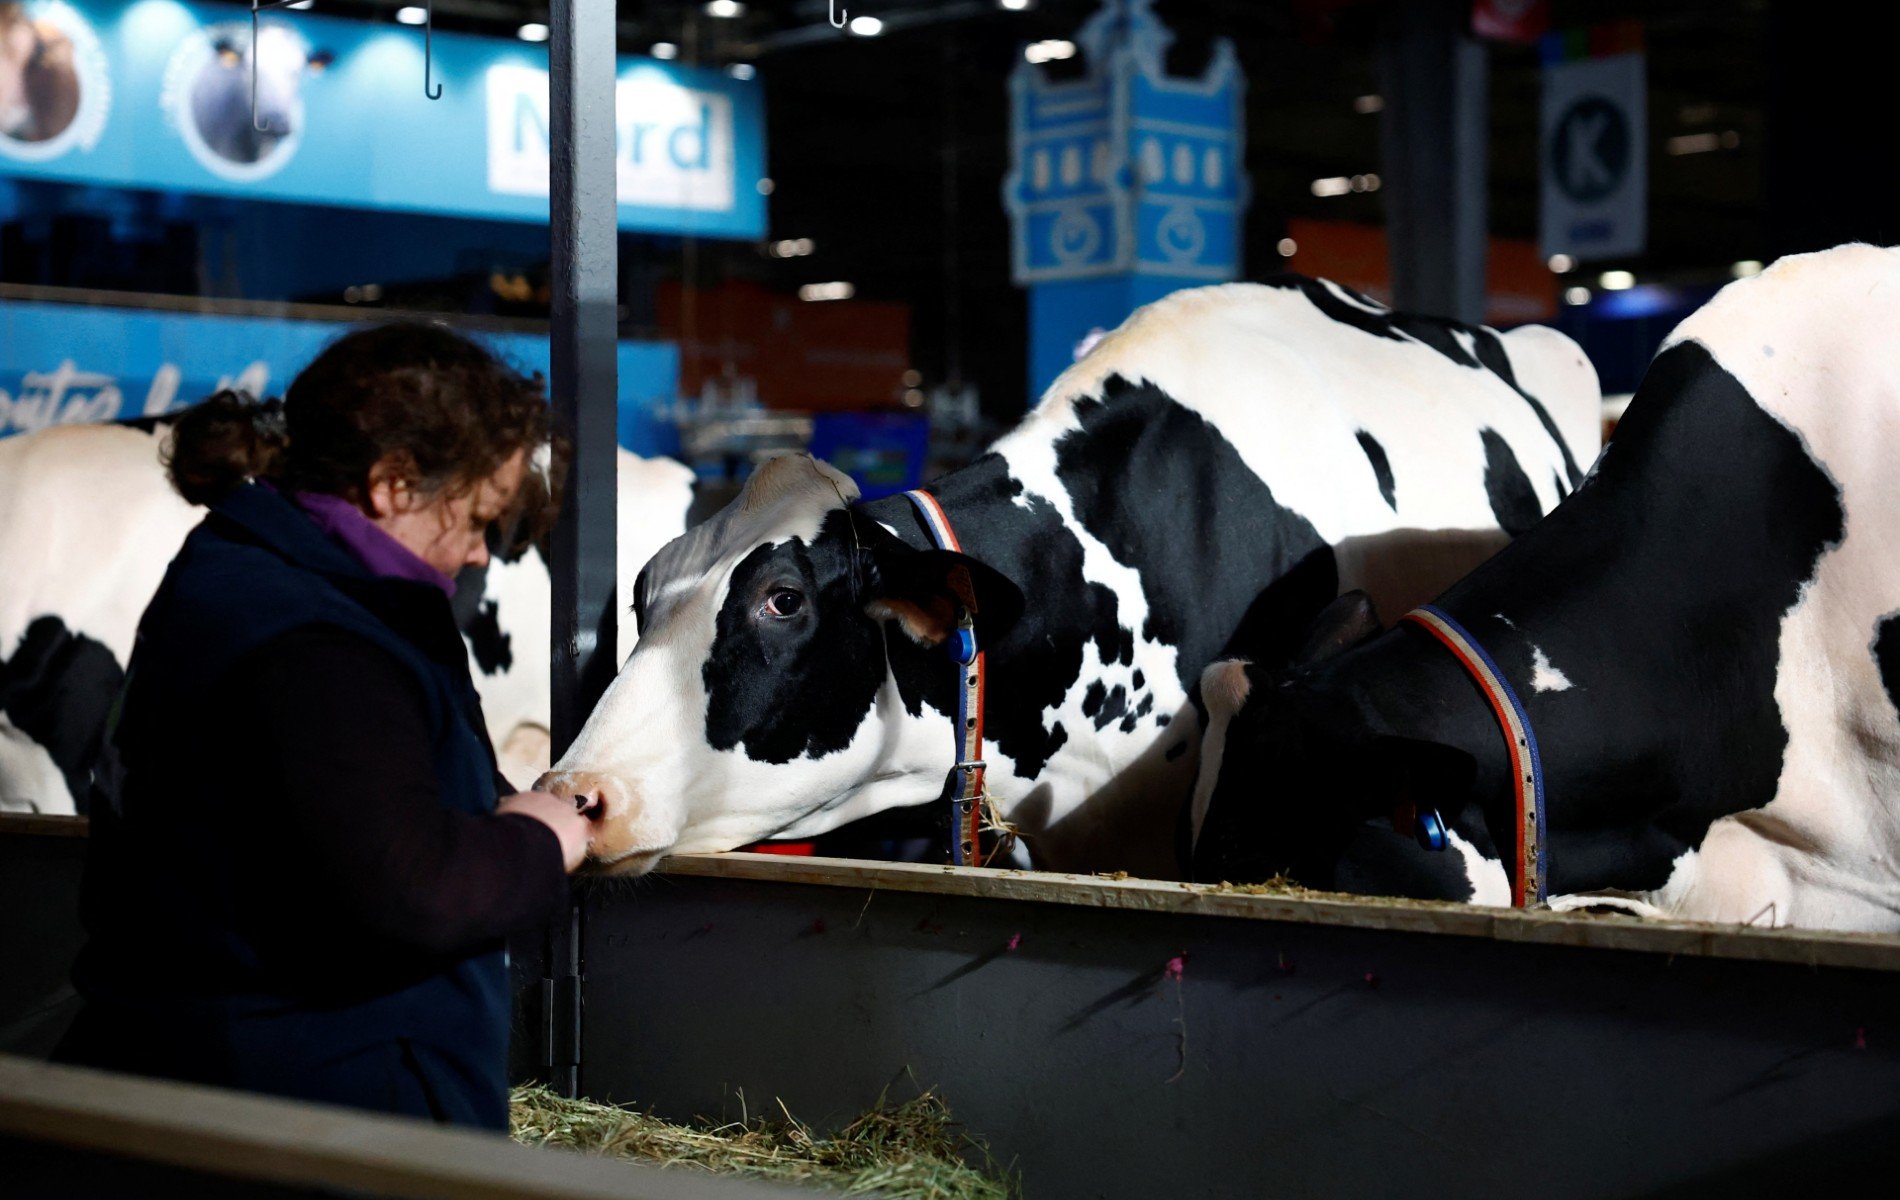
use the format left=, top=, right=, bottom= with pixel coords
left=0, top=300, right=680, bottom=456
left=0, top=0, right=765, bottom=238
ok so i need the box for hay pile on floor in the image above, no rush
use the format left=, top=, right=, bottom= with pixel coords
left=510, top=1084, right=1017, bottom=1199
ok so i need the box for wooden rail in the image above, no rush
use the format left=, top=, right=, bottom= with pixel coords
left=10, top=815, right=1898, bottom=973
left=0, top=1054, right=805, bottom=1200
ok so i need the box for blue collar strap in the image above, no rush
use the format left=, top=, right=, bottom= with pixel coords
left=1399, top=604, right=1549, bottom=907
left=902, top=489, right=990, bottom=867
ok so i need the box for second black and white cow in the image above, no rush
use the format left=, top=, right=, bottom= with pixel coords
left=1192, top=244, right=1900, bottom=932
left=0, top=417, right=693, bottom=813
left=540, top=278, right=1602, bottom=878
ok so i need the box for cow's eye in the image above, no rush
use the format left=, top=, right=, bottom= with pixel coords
left=761, top=589, right=804, bottom=618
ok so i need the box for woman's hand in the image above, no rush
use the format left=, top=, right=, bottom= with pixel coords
left=498, top=791, right=592, bottom=872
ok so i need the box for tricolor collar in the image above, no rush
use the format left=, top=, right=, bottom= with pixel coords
left=902, top=489, right=993, bottom=867
left=1399, top=604, right=1549, bottom=907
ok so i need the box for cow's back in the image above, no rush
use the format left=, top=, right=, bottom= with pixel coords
left=1015, top=280, right=1601, bottom=622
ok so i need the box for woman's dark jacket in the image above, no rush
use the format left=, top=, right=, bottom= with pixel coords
left=57, top=482, right=566, bottom=1129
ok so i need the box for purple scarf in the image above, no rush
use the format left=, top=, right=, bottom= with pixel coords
left=267, top=483, right=457, bottom=597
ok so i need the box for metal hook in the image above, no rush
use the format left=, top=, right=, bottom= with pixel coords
left=424, top=0, right=442, bottom=99
left=829, top=0, right=847, bottom=29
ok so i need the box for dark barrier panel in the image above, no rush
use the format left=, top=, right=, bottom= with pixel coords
left=581, top=856, right=1900, bottom=1200
left=0, top=818, right=87, bottom=1057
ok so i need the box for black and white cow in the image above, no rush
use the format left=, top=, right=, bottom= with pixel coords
left=0, top=418, right=694, bottom=813
left=540, top=278, right=1602, bottom=878
left=1191, top=244, right=1900, bottom=932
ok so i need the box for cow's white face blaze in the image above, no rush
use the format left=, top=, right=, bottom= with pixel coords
left=541, top=455, right=996, bottom=873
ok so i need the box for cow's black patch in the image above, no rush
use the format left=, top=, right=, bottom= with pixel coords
left=1132, top=669, right=1145, bottom=691
left=865, top=455, right=1125, bottom=780
left=1260, top=274, right=1582, bottom=483
left=0, top=616, right=124, bottom=812
left=1133, top=695, right=1154, bottom=721
left=1081, top=681, right=1106, bottom=720
left=1480, top=428, right=1542, bottom=536
left=463, top=600, right=513, bottom=675
left=702, top=524, right=888, bottom=763
left=1093, top=684, right=1128, bottom=732
left=1198, top=340, right=1845, bottom=899
left=1871, top=613, right=1900, bottom=719
left=1355, top=430, right=1398, bottom=510
left=1553, top=470, right=1570, bottom=501
left=1051, top=374, right=1335, bottom=691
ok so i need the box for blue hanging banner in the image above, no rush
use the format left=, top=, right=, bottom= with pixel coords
left=0, top=0, right=765, bottom=238
left=0, top=300, right=681, bottom=455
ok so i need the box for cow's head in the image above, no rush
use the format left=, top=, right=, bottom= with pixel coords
left=540, top=455, right=1021, bottom=874
left=1189, top=592, right=1478, bottom=887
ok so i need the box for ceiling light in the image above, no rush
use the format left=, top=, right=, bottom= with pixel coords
left=1311, top=176, right=1351, bottom=198
left=1731, top=260, right=1764, bottom=278
left=1024, top=39, right=1075, bottom=63
left=1598, top=270, right=1635, bottom=291
left=1354, top=94, right=1384, bottom=115
left=1548, top=254, right=1575, bottom=274
left=756, top=177, right=775, bottom=195
left=849, top=15, right=883, bottom=36
left=651, top=42, right=678, bottom=60
left=800, top=282, right=855, bottom=302
left=999, top=0, right=1033, bottom=9
left=517, top=23, right=550, bottom=42
left=396, top=6, right=426, bottom=24
left=1276, top=237, right=1297, bottom=257
left=727, top=63, right=755, bottom=80
left=1564, top=286, right=1592, bottom=306
left=705, top=0, right=744, bottom=17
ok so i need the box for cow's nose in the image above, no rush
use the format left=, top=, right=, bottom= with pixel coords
left=536, top=771, right=624, bottom=824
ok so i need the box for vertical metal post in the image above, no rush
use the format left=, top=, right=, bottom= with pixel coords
left=546, top=0, right=617, bottom=1100
left=1376, top=0, right=1489, bottom=323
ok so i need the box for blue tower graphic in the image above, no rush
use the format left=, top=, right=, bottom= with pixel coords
left=1003, top=0, right=1248, bottom=399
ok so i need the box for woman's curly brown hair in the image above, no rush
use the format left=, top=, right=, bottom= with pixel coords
left=165, top=322, right=570, bottom=556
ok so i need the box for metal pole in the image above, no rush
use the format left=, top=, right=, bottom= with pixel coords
left=1376, top=0, right=1489, bottom=323
left=546, top=0, right=617, bottom=1100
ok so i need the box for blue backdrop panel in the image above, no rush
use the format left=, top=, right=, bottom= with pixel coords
left=0, top=301, right=680, bottom=456
left=0, top=0, right=764, bottom=238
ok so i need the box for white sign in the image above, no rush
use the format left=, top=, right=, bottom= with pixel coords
left=485, top=64, right=735, bottom=212
left=1540, top=52, right=1646, bottom=263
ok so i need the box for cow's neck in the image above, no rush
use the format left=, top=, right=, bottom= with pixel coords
left=1363, top=343, right=1846, bottom=899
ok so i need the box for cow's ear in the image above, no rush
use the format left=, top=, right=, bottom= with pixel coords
left=863, top=548, right=1025, bottom=648
left=1370, top=736, right=1476, bottom=814
left=1291, top=590, right=1382, bottom=667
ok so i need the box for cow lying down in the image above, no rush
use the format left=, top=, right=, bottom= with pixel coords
left=540, top=277, right=1601, bottom=878
left=1192, top=243, right=1900, bottom=933
left=0, top=417, right=693, bottom=814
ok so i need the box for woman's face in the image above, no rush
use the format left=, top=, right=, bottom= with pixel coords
left=367, top=449, right=529, bottom=579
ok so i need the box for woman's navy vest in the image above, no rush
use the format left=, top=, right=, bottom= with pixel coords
left=63, top=483, right=513, bottom=1129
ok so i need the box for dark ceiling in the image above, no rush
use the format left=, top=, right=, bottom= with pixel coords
left=212, top=1, right=1880, bottom=410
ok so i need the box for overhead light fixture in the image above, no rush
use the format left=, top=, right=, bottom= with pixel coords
left=1354, top=94, right=1385, bottom=115
left=1024, top=39, right=1075, bottom=63
left=756, top=177, right=775, bottom=195
left=517, top=23, right=550, bottom=42
left=999, top=0, right=1034, bottom=9
left=1667, top=131, right=1739, bottom=156
left=1548, top=254, right=1575, bottom=274
left=849, top=15, right=883, bottom=36
left=395, top=6, right=426, bottom=24
left=1276, top=237, right=1297, bottom=257
left=1565, top=286, right=1592, bottom=306
left=769, top=238, right=815, bottom=258
left=286, top=0, right=312, bottom=9
left=651, top=42, right=679, bottom=60
left=1598, top=270, right=1635, bottom=291
left=800, top=282, right=855, bottom=302
left=727, top=63, right=755, bottom=80
left=705, top=0, right=744, bottom=17
left=1731, top=260, right=1765, bottom=278
left=1311, top=176, right=1351, bottom=198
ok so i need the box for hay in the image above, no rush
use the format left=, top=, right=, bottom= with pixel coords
left=510, top=1084, right=1017, bottom=1199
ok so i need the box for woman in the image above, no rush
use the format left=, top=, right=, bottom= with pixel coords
left=57, top=323, right=595, bottom=1130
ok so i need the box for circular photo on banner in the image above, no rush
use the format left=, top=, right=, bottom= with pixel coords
left=162, top=19, right=314, bottom=182
left=0, top=0, right=110, bottom=162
